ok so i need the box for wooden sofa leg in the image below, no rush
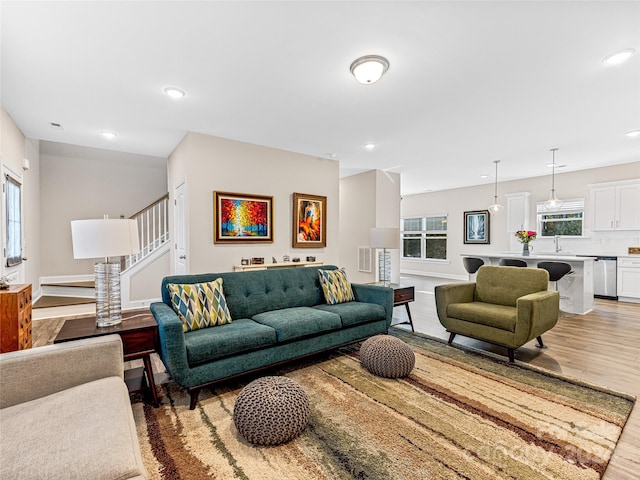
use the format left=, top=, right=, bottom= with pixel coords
left=189, top=390, right=200, bottom=410
left=507, top=349, right=515, bottom=363
left=448, top=332, right=456, bottom=344
left=536, top=336, right=547, bottom=349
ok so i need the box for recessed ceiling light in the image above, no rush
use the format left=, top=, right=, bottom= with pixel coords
left=480, top=174, right=489, bottom=179
left=49, top=122, right=64, bottom=130
left=364, top=143, right=376, bottom=150
left=546, top=162, right=566, bottom=168
left=164, top=86, right=186, bottom=98
left=101, top=130, right=118, bottom=139
left=603, top=48, right=636, bottom=65
left=625, top=129, right=640, bottom=137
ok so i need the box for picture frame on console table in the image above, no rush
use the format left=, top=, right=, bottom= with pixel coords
left=214, top=191, right=273, bottom=243
left=463, top=210, right=490, bottom=244
left=292, top=192, right=327, bottom=248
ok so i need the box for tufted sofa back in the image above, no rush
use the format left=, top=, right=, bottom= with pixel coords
left=161, top=265, right=338, bottom=319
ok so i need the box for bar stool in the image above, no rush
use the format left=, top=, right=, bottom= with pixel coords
left=462, top=257, right=484, bottom=276
left=537, top=262, right=572, bottom=291
left=499, top=259, right=528, bottom=267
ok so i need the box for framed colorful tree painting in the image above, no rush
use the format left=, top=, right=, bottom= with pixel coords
left=292, top=192, right=326, bottom=248
left=214, top=191, right=273, bottom=243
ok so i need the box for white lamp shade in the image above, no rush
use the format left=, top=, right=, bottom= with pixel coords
left=71, top=219, right=141, bottom=259
left=370, top=227, right=400, bottom=249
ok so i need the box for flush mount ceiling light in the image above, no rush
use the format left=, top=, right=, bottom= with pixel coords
left=350, top=55, right=390, bottom=84
left=603, top=48, right=636, bottom=65
left=487, top=160, right=504, bottom=215
left=164, top=86, right=186, bottom=98
left=544, top=148, right=563, bottom=211
left=625, top=129, right=640, bottom=137
left=100, top=130, right=118, bottom=139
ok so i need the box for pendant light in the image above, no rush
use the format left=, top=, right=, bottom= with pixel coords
left=487, top=160, right=504, bottom=215
left=544, top=148, right=563, bottom=210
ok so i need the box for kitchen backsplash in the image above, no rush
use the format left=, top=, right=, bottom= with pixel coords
left=509, top=230, right=640, bottom=256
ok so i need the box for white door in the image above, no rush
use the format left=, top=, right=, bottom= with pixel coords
left=174, top=181, right=187, bottom=275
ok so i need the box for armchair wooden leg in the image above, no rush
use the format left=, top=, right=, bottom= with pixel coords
left=448, top=332, right=456, bottom=344
left=507, top=349, right=515, bottom=363
left=536, top=336, right=547, bottom=349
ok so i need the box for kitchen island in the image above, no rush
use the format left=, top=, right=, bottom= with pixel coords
left=461, top=253, right=595, bottom=314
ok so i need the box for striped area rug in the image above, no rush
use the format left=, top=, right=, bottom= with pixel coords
left=133, top=331, right=634, bottom=480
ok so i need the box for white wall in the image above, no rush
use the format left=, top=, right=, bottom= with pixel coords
left=339, top=170, right=401, bottom=284
left=168, top=132, right=340, bottom=274
left=401, top=161, right=640, bottom=279
left=39, top=141, right=167, bottom=276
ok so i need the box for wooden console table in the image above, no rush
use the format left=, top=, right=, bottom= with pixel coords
left=234, top=261, right=323, bottom=272
left=54, top=310, right=160, bottom=407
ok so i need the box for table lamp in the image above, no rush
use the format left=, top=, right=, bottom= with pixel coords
left=71, top=218, right=140, bottom=327
left=370, top=227, right=400, bottom=286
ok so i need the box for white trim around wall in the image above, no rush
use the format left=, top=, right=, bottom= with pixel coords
left=400, top=268, right=468, bottom=281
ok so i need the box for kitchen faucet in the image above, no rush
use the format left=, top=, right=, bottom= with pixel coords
left=554, top=235, right=562, bottom=253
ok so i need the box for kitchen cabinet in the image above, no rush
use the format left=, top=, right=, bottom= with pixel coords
left=617, top=256, right=640, bottom=303
left=505, top=192, right=531, bottom=233
left=589, top=180, right=640, bottom=231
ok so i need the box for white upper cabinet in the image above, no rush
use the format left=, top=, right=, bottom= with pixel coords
left=589, top=180, right=640, bottom=231
left=505, top=192, right=531, bottom=233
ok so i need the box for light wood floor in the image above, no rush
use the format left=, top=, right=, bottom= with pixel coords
left=32, top=275, right=639, bottom=479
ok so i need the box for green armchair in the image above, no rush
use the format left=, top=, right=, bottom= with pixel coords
left=435, top=265, right=559, bottom=362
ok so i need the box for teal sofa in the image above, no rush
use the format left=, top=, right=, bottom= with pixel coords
left=150, top=265, right=393, bottom=409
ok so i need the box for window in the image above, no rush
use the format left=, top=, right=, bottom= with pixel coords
left=401, top=215, right=447, bottom=260
left=536, top=198, right=585, bottom=237
left=5, top=174, right=22, bottom=267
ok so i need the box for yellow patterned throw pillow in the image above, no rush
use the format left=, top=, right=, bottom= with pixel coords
left=318, top=268, right=355, bottom=305
left=167, top=278, right=232, bottom=332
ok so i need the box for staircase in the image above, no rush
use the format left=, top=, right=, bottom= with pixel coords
left=35, top=195, right=170, bottom=310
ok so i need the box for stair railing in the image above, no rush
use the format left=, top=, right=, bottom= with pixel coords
left=122, top=194, right=169, bottom=271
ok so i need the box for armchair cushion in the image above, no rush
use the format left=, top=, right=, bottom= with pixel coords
left=447, top=302, right=517, bottom=332
left=474, top=265, right=549, bottom=306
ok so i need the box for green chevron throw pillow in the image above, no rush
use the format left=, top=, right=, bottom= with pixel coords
left=167, top=278, right=232, bottom=332
left=318, top=268, right=355, bottom=305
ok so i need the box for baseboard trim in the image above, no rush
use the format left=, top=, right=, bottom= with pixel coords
left=400, top=269, right=468, bottom=281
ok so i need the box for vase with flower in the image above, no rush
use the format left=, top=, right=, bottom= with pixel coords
left=515, top=230, right=537, bottom=256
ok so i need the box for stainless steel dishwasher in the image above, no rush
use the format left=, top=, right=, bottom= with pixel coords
left=593, top=256, right=617, bottom=300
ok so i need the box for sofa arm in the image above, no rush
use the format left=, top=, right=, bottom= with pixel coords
left=434, top=283, right=476, bottom=325
left=0, top=335, right=123, bottom=409
left=150, top=302, right=191, bottom=385
left=351, top=283, right=394, bottom=326
left=515, top=290, right=560, bottom=344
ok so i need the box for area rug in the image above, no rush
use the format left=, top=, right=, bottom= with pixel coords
left=132, top=330, right=635, bottom=480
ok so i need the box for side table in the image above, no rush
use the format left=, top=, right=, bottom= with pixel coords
left=54, top=310, right=160, bottom=407
left=373, top=283, right=415, bottom=332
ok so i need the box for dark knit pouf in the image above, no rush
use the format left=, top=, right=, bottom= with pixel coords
left=360, top=335, right=416, bottom=378
left=233, top=376, right=310, bottom=446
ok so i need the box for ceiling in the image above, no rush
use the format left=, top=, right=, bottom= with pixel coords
left=2, top=1, right=639, bottom=195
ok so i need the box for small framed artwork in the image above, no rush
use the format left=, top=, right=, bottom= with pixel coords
left=292, top=192, right=327, bottom=248
left=464, top=210, right=490, bottom=244
left=214, top=191, right=273, bottom=243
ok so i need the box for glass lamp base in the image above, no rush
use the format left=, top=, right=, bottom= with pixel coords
left=95, top=261, right=122, bottom=327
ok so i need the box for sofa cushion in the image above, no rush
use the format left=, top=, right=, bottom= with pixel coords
left=313, top=302, right=386, bottom=327
left=252, top=307, right=342, bottom=342
left=0, top=376, right=146, bottom=480
left=447, top=302, right=517, bottom=332
left=318, top=268, right=355, bottom=304
left=167, top=278, right=232, bottom=332
left=184, top=318, right=277, bottom=365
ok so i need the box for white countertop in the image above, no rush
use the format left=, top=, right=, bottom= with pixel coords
left=462, top=252, right=595, bottom=262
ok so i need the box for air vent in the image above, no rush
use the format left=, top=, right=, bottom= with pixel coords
left=358, top=246, right=372, bottom=273
left=49, top=122, right=64, bottom=130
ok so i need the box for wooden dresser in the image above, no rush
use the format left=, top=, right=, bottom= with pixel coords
left=0, top=284, right=33, bottom=353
